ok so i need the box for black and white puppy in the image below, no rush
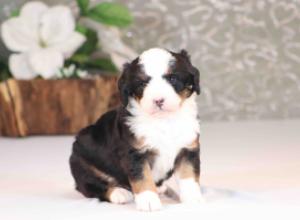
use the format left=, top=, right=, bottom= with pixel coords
left=69, top=48, right=203, bottom=211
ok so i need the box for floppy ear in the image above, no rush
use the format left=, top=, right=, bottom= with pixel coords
left=118, top=63, right=130, bottom=106
left=179, top=49, right=201, bottom=95
left=179, top=49, right=191, bottom=60
left=191, top=67, right=200, bottom=95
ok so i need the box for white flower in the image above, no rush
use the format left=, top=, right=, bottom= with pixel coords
left=76, top=69, right=88, bottom=78
left=81, top=19, right=137, bottom=71
left=1, top=1, right=86, bottom=79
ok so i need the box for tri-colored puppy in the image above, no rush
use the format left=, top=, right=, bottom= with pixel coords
left=69, top=48, right=203, bottom=211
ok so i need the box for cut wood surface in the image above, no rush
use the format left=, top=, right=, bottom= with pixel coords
left=0, top=76, right=119, bottom=136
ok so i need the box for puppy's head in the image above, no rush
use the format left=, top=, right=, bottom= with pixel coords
left=118, top=48, right=200, bottom=116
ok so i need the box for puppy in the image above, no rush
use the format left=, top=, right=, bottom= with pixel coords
left=69, top=48, right=203, bottom=211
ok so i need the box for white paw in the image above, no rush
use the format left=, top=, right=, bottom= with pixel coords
left=109, top=187, right=133, bottom=204
left=179, top=178, right=205, bottom=204
left=180, top=191, right=205, bottom=203
left=135, top=191, right=162, bottom=211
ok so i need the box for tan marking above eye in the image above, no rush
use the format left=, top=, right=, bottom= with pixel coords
left=178, top=88, right=193, bottom=106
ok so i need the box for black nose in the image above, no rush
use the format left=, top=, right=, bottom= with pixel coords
left=154, top=98, right=164, bottom=108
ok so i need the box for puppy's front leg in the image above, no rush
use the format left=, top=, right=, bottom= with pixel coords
left=175, top=138, right=204, bottom=203
left=129, top=160, right=162, bottom=211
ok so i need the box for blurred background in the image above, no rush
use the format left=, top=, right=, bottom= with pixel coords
left=1, top=0, right=300, bottom=121
left=0, top=0, right=299, bottom=219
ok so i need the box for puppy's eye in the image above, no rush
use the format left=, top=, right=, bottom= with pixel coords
left=169, top=75, right=177, bottom=84
left=136, top=81, right=147, bottom=88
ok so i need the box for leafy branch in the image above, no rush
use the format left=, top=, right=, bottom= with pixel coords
left=76, top=0, right=133, bottom=27
left=0, top=0, right=132, bottom=81
left=64, top=0, right=133, bottom=76
left=0, top=59, right=11, bottom=82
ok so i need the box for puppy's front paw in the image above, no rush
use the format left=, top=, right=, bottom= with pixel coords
left=180, top=190, right=205, bottom=203
left=135, top=191, right=162, bottom=211
left=179, top=178, right=205, bottom=204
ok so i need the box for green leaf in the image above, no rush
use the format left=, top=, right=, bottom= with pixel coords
left=85, top=58, right=118, bottom=72
left=76, top=0, right=89, bottom=16
left=75, top=26, right=98, bottom=55
left=75, top=24, right=88, bottom=35
left=0, top=60, right=12, bottom=82
left=68, top=54, right=89, bottom=64
left=66, top=56, right=117, bottom=73
left=87, top=2, right=133, bottom=27
left=11, top=9, right=20, bottom=17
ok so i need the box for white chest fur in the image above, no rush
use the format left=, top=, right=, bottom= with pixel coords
left=126, top=95, right=200, bottom=182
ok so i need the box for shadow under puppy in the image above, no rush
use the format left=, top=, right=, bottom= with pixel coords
left=69, top=48, right=203, bottom=211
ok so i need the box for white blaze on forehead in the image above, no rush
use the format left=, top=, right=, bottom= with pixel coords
left=139, top=48, right=174, bottom=77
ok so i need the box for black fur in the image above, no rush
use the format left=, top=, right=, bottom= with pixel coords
left=168, top=49, right=201, bottom=95
left=118, top=58, right=151, bottom=106
left=69, top=153, right=111, bottom=201
left=69, top=49, right=201, bottom=201
left=70, top=107, right=146, bottom=200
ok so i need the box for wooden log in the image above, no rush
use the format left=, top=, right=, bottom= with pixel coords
left=0, top=76, right=119, bottom=137
left=0, top=81, right=20, bottom=135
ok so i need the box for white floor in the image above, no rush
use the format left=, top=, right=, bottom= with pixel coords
left=0, top=120, right=300, bottom=220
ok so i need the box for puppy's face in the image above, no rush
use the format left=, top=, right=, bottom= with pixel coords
left=118, top=48, right=200, bottom=116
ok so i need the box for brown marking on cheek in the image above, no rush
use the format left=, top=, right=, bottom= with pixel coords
left=179, top=88, right=192, bottom=106
left=129, top=162, right=157, bottom=194
left=133, top=95, right=142, bottom=103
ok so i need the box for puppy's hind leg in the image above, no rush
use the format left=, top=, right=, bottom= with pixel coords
left=69, top=153, right=133, bottom=203
left=69, top=153, right=108, bottom=200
